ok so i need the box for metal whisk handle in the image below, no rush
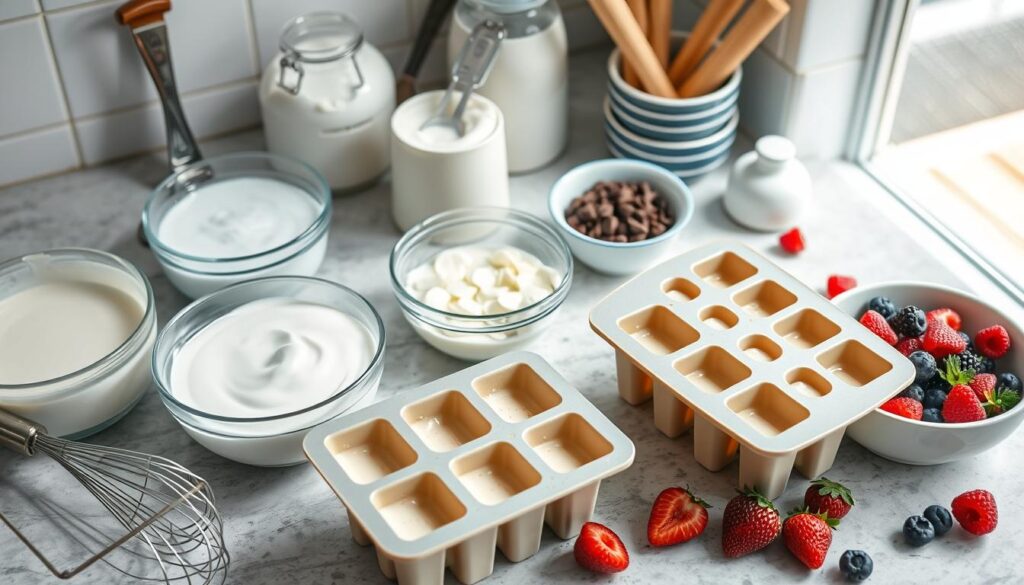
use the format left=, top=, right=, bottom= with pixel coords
left=0, top=409, right=44, bottom=456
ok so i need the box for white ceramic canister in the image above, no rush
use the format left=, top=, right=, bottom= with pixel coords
left=260, top=12, right=395, bottom=193
left=723, top=135, right=812, bottom=231
left=448, top=0, right=568, bottom=173
left=390, top=90, right=509, bottom=232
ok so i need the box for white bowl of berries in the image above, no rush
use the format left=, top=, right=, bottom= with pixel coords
left=833, top=282, right=1023, bottom=465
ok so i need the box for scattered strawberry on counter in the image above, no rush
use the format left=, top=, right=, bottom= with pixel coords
left=827, top=275, right=858, bottom=299
left=647, top=487, right=709, bottom=547
left=573, top=522, right=629, bottom=574
left=858, top=299, right=1021, bottom=423
left=783, top=509, right=837, bottom=569
left=779, top=227, right=806, bottom=254
left=722, top=488, right=782, bottom=558
left=804, top=477, right=855, bottom=519
left=903, top=489, right=998, bottom=547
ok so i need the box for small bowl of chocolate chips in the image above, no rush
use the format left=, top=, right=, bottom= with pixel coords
left=548, top=158, right=694, bottom=275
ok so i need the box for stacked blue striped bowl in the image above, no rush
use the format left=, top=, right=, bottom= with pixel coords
left=604, top=39, right=741, bottom=181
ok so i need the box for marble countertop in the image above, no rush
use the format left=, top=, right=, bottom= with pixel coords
left=1, top=48, right=1020, bottom=585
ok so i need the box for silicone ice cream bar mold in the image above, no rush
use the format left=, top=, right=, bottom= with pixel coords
left=304, top=351, right=635, bottom=585
left=590, top=242, right=914, bottom=499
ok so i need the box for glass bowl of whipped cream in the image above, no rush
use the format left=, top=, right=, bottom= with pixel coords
left=390, top=207, right=573, bottom=361
left=152, top=276, right=385, bottom=466
left=142, top=152, right=332, bottom=299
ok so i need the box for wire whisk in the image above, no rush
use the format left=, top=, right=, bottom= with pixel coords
left=0, top=408, right=229, bottom=584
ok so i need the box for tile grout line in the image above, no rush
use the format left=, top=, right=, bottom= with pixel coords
left=242, top=0, right=262, bottom=76
left=38, top=12, right=85, bottom=171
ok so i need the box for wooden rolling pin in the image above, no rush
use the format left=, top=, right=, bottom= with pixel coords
left=622, top=0, right=649, bottom=88
left=678, top=0, right=789, bottom=98
left=649, top=0, right=672, bottom=68
left=668, top=0, right=745, bottom=85
left=588, top=0, right=676, bottom=98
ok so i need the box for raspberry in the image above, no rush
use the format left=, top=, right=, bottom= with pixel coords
left=975, top=325, right=1011, bottom=359
left=942, top=385, right=986, bottom=423
left=880, top=397, right=923, bottom=420
left=779, top=228, right=806, bottom=254
left=951, top=489, right=998, bottom=535
left=896, top=336, right=923, bottom=357
left=827, top=275, right=857, bottom=299
left=926, top=308, right=962, bottom=331
left=859, top=310, right=897, bottom=345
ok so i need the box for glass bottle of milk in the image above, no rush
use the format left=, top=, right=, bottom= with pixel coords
left=448, top=0, right=568, bottom=174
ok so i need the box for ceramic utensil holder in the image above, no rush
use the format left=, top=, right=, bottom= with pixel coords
left=304, top=352, right=634, bottom=585
left=590, top=242, right=914, bottom=498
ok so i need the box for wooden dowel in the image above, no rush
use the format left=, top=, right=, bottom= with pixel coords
left=623, top=0, right=649, bottom=88
left=649, top=0, right=672, bottom=68
left=678, top=0, right=789, bottom=98
left=588, top=0, right=676, bottom=98
left=668, top=0, right=745, bottom=85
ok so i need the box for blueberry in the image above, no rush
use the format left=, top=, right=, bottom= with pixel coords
left=997, top=372, right=1022, bottom=392
left=839, top=550, right=874, bottom=582
left=867, top=296, right=897, bottom=320
left=977, top=356, right=996, bottom=374
left=899, top=384, right=925, bottom=402
left=908, top=351, right=937, bottom=385
left=958, top=331, right=974, bottom=351
left=923, top=388, right=948, bottom=410
left=922, top=408, right=943, bottom=423
left=923, top=505, right=953, bottom=536
left=889, top=306, right=928, bottom=338
left=925, top=374, right=950, bottom=392
left=903, top=515, right=935, bottom=546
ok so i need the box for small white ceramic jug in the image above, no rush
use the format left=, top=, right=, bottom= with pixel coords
left=723, top=135, right=812, bottom=231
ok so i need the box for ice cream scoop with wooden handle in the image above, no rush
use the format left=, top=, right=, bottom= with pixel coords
left=588, top=0, right=676, bottom=98
left=678, top=0, right=789, bottom=98
left=669, top=0, right=746, bottom=85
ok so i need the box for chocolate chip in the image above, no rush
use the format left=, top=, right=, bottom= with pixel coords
left=563, top=179, right=675, bottom=244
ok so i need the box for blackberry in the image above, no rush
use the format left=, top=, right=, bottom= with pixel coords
left=978, top=356, right=996, bottom=374
left=839, top=550, right=873, bottom=582
left=949, top=351, right=983, bottom=375
left=923, top=388, right=948, bottom=410
left=922, top=408, right=943, bottom=423
left=866, top=296, right=897, bottom=320
left=888, top=306, right=928, bottom=337
left=997, top=372, right=1022, bottom=392
left=909, top=351, right=937, bottom=385
left=903, top=515, right=935, bottom=547
left=923, top=505, right=953, bottom=536
left=899, top=384, right=924, bottom=402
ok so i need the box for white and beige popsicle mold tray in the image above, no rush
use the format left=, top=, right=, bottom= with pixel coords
left=590, top=242, right=914, bottom=499
left=304, top=352, right=634, bottom=585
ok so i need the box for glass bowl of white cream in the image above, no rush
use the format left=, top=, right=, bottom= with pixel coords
left=0, top=248, right=157, bottom=439
left=390, top=207, right=573, bottom=361
left=152, top=276, right=385, bottom=467
left=142, top=152, right=332, bottom=299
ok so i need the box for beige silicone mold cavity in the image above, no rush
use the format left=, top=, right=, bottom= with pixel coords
left=525, top=414, right=613, bottom=473
left=326, top=419, right=418, bottom=485
left=472, top=363, right=562, bottom=423
left=402, top=391, right=491, bottom=452
left=739, top=334, right=782, bottom=362
left=372, top=473, right=467, bottom=541
left=662, top=277, right=701, bottom=302
left=817, top=340, right=893, bottom=387
left=693, top=251, right=758, bottom=288
left=699, top=305, right=739, bottom=330
left=774, top=308, right=841, bottom=348
left=733, top=280, right=797, bottom=317
left=618, top=305, right=700, bottom=355
left=674, top=346, right=752, bottom=393
left=303, top=352, right=635, bottom=585
left=451, top=442, right=541, bottom=505
left=727, top=384, right=809, bottom=437
left=589, top=242, right=915, bottom=499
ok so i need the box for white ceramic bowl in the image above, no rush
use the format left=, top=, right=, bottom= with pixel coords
left=548, top=159, right=694, bottom=275
left=833, top=282, right=1024, bottom=465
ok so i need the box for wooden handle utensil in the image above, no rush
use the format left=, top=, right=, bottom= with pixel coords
left=622, top=0, right=649, bottom=88
left=668, top=0, right=745, bottom=85
left=589, top=0, right=676, bottom=98
left=649, top=0, right=672, bottom=68
left=678, top=0, right=789, bottom=98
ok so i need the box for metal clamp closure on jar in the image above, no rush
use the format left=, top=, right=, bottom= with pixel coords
left=276, top=11, right=367, bottom=95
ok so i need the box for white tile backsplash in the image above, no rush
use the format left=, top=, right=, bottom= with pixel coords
left=38, top=0, right=92, bottom=9
left=0, top=124, right=78, bottom=185
left=786, top=58, right=864, bottom=158
left=0, top=16, right=67, bottom=136
left=737, top=48, right=795, bottom=139
left=0, top=0, right=39, bottom=21
left=788, top=0, right=874, bottom=72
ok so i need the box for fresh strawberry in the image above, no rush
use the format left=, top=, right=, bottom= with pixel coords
left=896, top=336, right=924, bottom=357
left=942, top=385, right=986, bottom=423
left=574, top=522, right=629, bottom=573
left=922, top=319, right=967, bottom=358
left=880, top=397, right=923, bottom=420
left=783, top=510, right=836, bottom=570
left=859, top=310, right=898, bottom=345
left=779, top=228, right=806, bottom=254
left=647, top=487, right=710, bottom=547
left=982, top=387, right=1021, bottom=417
left=951, top=489, right=998, bottom=535
left=975, top=325, right=1011, bottom=359
left=722, top=488, right=782, bottom=558
left=804, top=478, right=855, bottom=520
left=969, top=373, right=997, bottom=401
left=926, top=308, right=962, bottom=331
left=827, top=275, right=857, bottom=299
